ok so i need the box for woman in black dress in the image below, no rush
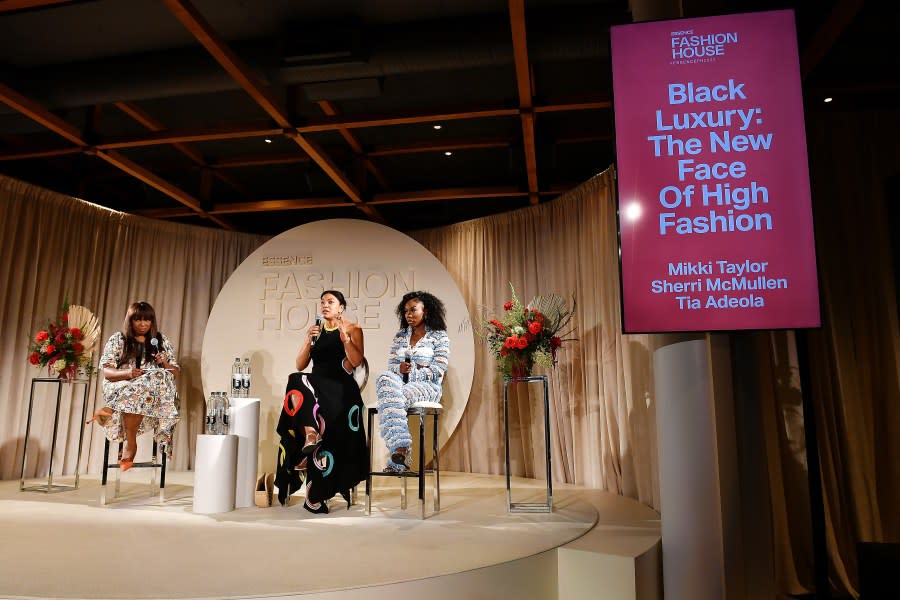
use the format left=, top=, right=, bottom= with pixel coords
left=276, top=290, right=369, bottom=514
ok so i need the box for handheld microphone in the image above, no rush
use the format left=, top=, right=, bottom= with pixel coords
left=402, top=348, right=412, bottom=383
left=150, top=338, right=159, bottom=366
left=311, top=315, right=322, bottom=346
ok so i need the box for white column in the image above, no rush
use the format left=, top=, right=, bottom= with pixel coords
left=653, top=339, right=725, bottom=600
left=229, top=397, right=260, bottom=509
left=193, top=434, right=238, bottom=514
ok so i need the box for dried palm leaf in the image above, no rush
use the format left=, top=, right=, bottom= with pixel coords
left=67, top=305, right=101, bottom=354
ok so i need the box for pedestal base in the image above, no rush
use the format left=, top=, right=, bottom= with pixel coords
left=503, top=374, right=553, bottom=513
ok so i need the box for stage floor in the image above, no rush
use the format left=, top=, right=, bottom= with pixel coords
left=0, top=471, right=658, bottom=600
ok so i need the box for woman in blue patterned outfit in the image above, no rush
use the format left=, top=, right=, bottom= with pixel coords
left=376, top=291, right=450, bottom=472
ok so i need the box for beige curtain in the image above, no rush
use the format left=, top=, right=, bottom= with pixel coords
left=747, top=110, right=900, bottom=598
left=410, top=168, right=660, bottom=509
left=0, top=175, right=268, bottom=477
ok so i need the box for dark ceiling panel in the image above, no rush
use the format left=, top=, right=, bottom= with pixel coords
left=0, top=0, right=892, bottom=234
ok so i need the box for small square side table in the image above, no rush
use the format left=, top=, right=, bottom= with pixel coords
left=20, top=376, right=90, bottom=493
left=503, top=374, right=553, bottom=513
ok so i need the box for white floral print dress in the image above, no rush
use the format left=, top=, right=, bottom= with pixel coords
left=99, top=332, right=180, bottom=455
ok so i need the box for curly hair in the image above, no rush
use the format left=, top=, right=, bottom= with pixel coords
left=395, top=291, right=447, bottom=331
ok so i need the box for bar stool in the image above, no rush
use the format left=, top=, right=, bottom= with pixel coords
left=100, top=437, right=168, bottom=505
left=365, top=404, right=441, bottom=518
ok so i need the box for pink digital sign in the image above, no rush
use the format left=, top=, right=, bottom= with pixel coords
left=611, top=10, right=820, bottom=332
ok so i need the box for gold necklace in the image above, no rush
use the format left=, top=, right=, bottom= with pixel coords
left=323, top=320, right=340, bottom=332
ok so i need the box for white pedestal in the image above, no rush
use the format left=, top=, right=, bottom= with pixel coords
left=193, top=434, right=238, bottom=514
left=229, top=397, right=260, bottom=509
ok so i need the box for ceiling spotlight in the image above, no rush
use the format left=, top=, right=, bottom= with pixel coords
left=434, top=124, right=443, bottom=130
left=264, top=138, right=272, bottom=143
left=823, top=97, right=833, bottom=103
left=444, top=151, right=453, bottom=156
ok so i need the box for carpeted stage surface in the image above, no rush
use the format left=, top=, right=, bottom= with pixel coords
left=0, top=472, right=608, bottom=600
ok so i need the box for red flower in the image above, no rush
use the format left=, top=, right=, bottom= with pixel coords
left=503, top=300, right=514, bottom=311
left=73, top=342, right=84, bottom=354
left=499, top=347, right=509, bottom=357
left=532, top=311, right=545, bottom=324
left=35, top=330, right=49, bottom=343
left=527, top=321, right=542, bottom=335
left=504, top=336, right=517, bottom=349
left=55, top=331, right=67, bottom=344
left=70, top=327, right=83, bottom=340
left=550, top=336, right=562, bottom=349
left=45, top=344, right=57, bottom=354
left=28, top=352, right=40, bottom=365
left=60, top=312, right=68, bottom=323
left=516, top=337, right=529, bottom=350
left=490, top=319, right=504, bottom=330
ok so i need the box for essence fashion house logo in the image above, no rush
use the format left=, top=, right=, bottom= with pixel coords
left=670, top=29, right=739, bottom=65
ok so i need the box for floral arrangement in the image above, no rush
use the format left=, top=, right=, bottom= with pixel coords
left=27, top=302, right=101, bottom=382
left=478, top=285, right=576, bottom=378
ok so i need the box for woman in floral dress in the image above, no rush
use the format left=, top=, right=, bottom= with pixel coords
left=90, top=301, right=179, bottom=470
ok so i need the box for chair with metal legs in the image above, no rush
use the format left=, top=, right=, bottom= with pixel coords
left=100, top=437, right=168, bottom=505
left=365, top=404, right=441, bottom=518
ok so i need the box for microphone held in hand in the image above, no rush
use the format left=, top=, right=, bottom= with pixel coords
left=311, top=315, right=322, bottom=346
left=150, top=337, right=160, bottom=366
left=402, top=348, right=412, bottom=384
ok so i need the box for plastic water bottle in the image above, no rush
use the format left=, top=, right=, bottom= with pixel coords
left=219, top=393, right=231, bottom=434
left=241, top=358, right=251, bottom=398
left=231, top=358, right=242, bottom=398
left=205, top=392, right=217, bottom=434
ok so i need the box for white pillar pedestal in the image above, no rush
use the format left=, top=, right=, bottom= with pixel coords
left=193, top=434, right=238, bottom=514
left=229, top=397, right=260, bottom=509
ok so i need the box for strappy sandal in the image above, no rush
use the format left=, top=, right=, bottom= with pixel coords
left=86, top=407, right=113, bottom=427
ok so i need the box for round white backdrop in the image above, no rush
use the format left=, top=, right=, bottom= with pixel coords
left=201, top=219, right=474, bottom=473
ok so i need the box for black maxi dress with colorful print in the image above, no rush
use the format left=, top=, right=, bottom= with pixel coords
left=275, top=327, right=368, bottom=506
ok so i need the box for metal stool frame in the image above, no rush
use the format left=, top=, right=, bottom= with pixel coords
left=365, top=405, right=441, bottom=519
left=100, top=437, right=167, bottom=505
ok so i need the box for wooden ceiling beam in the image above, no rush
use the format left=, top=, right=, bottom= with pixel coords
left=135, top=183, right=599, bottom=219
left=0, top=81, right=232, bottom=226
left=162, top=0, right=382, bottom=223
left=95, top=121, right=281, bottom=149
left=10, top=101, right=604, bottom=155
left=0, top=0, right=77, bottom=13
left=318, top=100, right=391, bottom=192
left=0, top=82, right=86, bottom=146
left=0, top=146, right=82, bottom=160
left=369, top=138, right=513, bottom=157
left=370, top=186, right=525, bottom=205
left=213, top=155, right=312, bottom=168
left=211, top=197, right=350, bottom=214
left=296, top=106, right=519, bottom=132
left=508, top=0, right=539, bottom=204
left=162, top=0, right=291, bottom=129
left=114, top=101, right=251, bottom=198
left=114, top=101, right=206, bottom=165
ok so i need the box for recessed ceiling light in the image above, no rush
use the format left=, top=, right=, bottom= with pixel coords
left=434, top=124, right=442, bottom=130
left=823, top=97, right=833, bottom=103
left=264, top=138, right=272, bottom=143
left=444, top=151, right=453, bottom=156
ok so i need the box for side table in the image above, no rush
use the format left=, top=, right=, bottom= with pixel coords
left=193, top=434, right=238, bottom=514
left=503, top=374, right=553, bottom=513
left=20, top=376, right=90, bottom=493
